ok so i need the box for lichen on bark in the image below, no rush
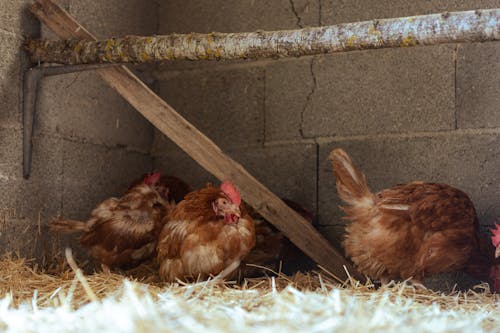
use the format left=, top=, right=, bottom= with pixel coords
left=25, top=9, right=500, bottom=65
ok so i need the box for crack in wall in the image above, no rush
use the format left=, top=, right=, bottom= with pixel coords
left=299, top=57, right=317, bottom=138
left=318, top=0, right=323, bottom=26
left=288, top=0, right=304, bottom=28
left=148, top=0, right=163, bottom=158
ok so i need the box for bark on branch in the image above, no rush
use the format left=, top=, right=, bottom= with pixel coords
left=26, top=9, right=500, bottom=65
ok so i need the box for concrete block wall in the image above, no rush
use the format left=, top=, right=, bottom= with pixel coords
left=0, top=0, right=157, bottom=261
left=152, top=0, right=500, bottom=258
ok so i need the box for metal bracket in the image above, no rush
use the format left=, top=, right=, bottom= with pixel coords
left=22, top=64, right=120, bottom=179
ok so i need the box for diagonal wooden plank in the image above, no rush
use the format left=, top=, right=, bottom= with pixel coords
left=30, top=0, right=362, bottom=281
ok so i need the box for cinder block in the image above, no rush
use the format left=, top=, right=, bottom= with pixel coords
left=0, top=0, right=39, bottom=37
left=0, top=214, right=73, bottom=265
left=159, top=0, right=319, bottom=34
left=0, top=32, right=23, bottom=127
left=0, top=128, right=22, bottom=180
left=61, top=140, right=152, bottom=220
left=230, top=143, right=317, bottom=215
left=37, top=71, right=154, bottom=153
left=0, top=129, right=64, bottom=260
left=457, top=42, right=500, bottom=129
left=321, top=0, right=500, bottom=25
left=153, top=137, right=317, bottom=216
left=69, top=0, right=157, bottom=38
left=158, top=67, right=265, bottom=150
left=151, top=131, right=216, bottom=189
left=302, top=45, right=455, bottom=137
left=18, top=133, right=64, bottom=217
left=0, top=217, right=40, bottom=259
left=265, top=58, right=314, bottom=141
left=317, top=132, right=500, bottom=228
left=0, top=129, right=63, bottom=216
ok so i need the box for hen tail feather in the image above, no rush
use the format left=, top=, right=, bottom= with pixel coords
left=329, top=148, right=374, bottom=209
left=49, top=218, right=88, bottom=234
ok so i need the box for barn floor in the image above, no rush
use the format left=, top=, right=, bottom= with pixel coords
left=0, top=256, right=498, bottom=332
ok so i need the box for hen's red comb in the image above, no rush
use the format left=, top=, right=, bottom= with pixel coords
left=144, top=171, right=161, bottom=185
left=221, top=181, right=241, bottom=206
left=492, top=223, right=500, bottom=247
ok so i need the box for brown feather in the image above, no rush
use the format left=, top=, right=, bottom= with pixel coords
left=330, top=148, right=493, bottom=285
left=49, top=218, right=88, bottom=233
left=157, top=184, right=256, bottom=282
left=49, top=182, right=171, bottom=269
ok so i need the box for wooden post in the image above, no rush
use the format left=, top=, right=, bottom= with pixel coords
left=30, top=0, right=362, bottom=282
left=26, top=9, right=500, bottom=65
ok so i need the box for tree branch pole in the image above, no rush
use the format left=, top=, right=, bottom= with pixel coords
left=26, top=9, right=500, bottom=65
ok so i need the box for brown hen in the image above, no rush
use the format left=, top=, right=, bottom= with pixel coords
left=330, top=148, right=494, bottom=285
left=50, top=172, right=175, bottom=270
left=157, top=182, right=255, bottom=282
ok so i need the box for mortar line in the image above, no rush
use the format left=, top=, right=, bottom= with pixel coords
left=259, top=126, right=500, bottom=147
left=36, top=130, right=152, bottom=156
left=150, top=57, right=317, bottom=79
left=314, top=142, right=320, bottom=225
left=454, top=44, right=459, bottom=130
left=262, top=68, right=267, bottom=146
left=150, top=0, right=162, bottom=158
left=314, top=127, right=500, bottom=144
left=60, top=141, right=66, bottom=214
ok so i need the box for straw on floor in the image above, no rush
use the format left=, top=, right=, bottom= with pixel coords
left=0, top=254, right=498, bottom=332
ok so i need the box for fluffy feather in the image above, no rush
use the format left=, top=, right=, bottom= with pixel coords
left=329, top=148, right=496, bottom=287
left=157, top=183, right=255, bottom=282
left=49, top=174, right=186, bottom=269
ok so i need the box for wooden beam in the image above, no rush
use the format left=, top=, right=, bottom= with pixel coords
left=30, top=0, right=362, bottom=282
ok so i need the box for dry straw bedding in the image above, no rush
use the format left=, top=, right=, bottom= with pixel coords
left=0, top=257, right=498, bottom=333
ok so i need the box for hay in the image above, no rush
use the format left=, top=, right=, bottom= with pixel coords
left=0, top=255, right=498, bottom=332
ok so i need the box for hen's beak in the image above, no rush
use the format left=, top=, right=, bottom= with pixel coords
left=224, top=204, right=241, bottom=224
left=495, top=246, right=500, bottom=259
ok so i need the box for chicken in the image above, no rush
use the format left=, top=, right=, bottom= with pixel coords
left=50, top=172, right=173, bottom=270
left=129, top=174, right=192, bottom=204
left=239, top=198, right=314, bottom=277
left=157, top=181, right=255, bottom=282
left=329, top=148, right=494, bottom=286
